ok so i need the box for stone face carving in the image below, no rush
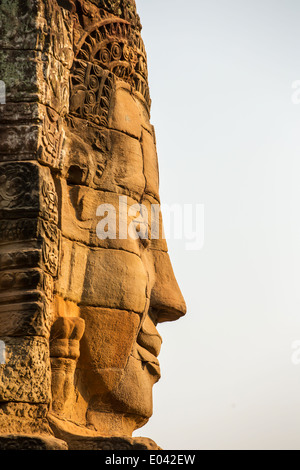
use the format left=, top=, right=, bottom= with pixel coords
left=0, top=0, right=186, bottom=450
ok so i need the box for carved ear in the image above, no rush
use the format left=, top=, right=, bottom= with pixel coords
left=56, top=0, right=76, bottom=12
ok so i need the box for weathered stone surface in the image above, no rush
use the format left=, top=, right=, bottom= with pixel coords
left=54, top=238, right=89, bottom=302
left=0, top=434, right=68, bottom=450
left=46, top=430, right=161, bottom=451
left=0, top=403, right=52, bottom=436
left=0, top=301, right=51, bottom=337
left=0, top=336, right=51, bottom=403
left=109, top=84, right=145, bottom=139
left=59, top=187, right=149, bottom=255
left=0, top=162, right=58, bottom=222
left=0, top=0, right=42, bottom=51
left=81, top=249, right=148, bottom=312
left=79, top=307, right=141, bottom=370
left=0, top=0, right=187, bottom=449
left=56, top=240, right=149, bottom=310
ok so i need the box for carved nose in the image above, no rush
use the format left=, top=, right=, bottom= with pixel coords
left=150, top=250, right=187, bottom=323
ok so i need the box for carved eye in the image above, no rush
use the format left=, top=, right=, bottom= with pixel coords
left=67, top=165, right=86, bottom=185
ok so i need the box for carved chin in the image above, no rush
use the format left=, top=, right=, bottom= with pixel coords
left=112, top=354, right=160, bottom=416
left=85, top=355, right=159, bottom=428
left=48, top=353, right=159, bottom=439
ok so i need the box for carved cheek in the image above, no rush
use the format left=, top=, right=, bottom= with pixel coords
left=79, top=307, right=141, bottom=371
left=81, top=249, right=148, bottom=314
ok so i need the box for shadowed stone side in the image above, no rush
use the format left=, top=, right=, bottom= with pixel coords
left=0, top=435, right=68, bottom=450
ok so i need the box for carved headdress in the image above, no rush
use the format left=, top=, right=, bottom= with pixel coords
left=64, top=0, right=150, bottom=128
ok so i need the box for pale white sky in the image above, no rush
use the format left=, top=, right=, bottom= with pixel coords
left=134, top=0, right=300, bottom=450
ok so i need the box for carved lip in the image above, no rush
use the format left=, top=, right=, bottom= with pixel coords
left=135, top=318, right=162, bottom=378
left=135, top=343, right=161, bottom=379
left=137, top=321, right=162, bottom=359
